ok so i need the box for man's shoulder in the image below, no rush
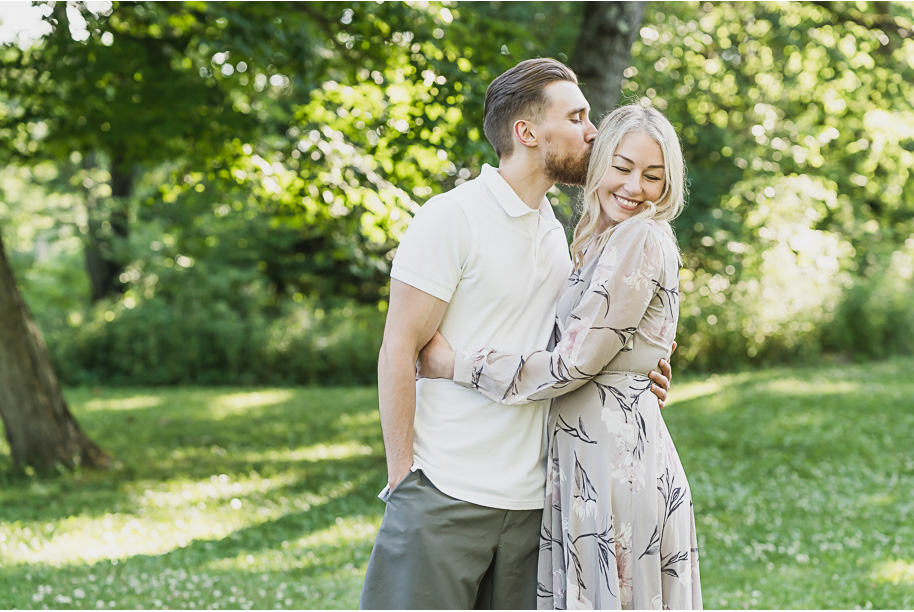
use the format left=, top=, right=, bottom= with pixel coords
left=427, top=175, right=488, bottom=208
left=414, top=175, right=491, bottom=224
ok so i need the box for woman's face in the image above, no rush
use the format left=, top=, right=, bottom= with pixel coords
left=597, top=130, right=666, bottom=225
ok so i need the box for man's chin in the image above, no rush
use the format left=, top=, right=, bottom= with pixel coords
left=544, top=148, right=591, bottom=187
left=550, top=168, right=588, bottom=187
left=546, top=163, right=588, bottom=187
left=555, top=175, right=587, bottom=187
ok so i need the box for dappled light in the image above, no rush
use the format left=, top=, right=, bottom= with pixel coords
left=756, top=379, right=861, bottom=396
left=203, top=516, right=378, bottom=574
left=874, top=559, right=914, bottom=586
left=0, top=360, right=913, bottom=606
left=82, top=395, right=163, bottom=412
left=207, top=390, right=296, bottom=417
left=0, top=0, right=913, bottom=609
left=3, top=471, right=301, bottom=566
left=239, top=442, right=375, bottom=464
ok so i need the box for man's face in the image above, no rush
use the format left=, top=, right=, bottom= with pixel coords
left=538, top=81, right=597, bottom=186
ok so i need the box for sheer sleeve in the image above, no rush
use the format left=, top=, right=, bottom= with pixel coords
left=453, top=219, right=667, bottom=405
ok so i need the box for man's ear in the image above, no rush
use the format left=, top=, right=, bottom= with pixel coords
left=513, top=119, right=538, bottom=150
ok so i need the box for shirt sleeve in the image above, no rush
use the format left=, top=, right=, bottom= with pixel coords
left=391, top=196, right=472, bottom=302
left=453, top=220, right=665, bottom=405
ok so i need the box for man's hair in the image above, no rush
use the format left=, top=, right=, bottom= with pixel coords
left=483, top=58, right=578, bottom=159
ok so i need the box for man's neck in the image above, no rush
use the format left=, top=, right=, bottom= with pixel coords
left=496, top=157, right=554, bottom=211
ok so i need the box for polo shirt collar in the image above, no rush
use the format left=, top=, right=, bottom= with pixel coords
left=480, top=164, right=556, bottom=221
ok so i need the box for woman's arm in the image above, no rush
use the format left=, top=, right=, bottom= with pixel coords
left=425, top=220, right=670, bottom=405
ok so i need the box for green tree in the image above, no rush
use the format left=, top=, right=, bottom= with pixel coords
left=627, top=1, right=914, bottom=368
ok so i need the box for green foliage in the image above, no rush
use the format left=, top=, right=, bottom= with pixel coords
left=2, top=1, right=914, bottom=383
left=47, top=290, right=384, bottom=387
left=626, top=1, right=914, bottom=370
left=823, top=246, right=914, bottom=359
left=2, top=359, right=914, bottom=607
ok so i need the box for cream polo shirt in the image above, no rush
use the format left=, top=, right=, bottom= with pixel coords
left=390, top=164, right=571, bottom=510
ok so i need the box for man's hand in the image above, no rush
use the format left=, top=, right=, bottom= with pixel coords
left=387, top=459, right=413, bottom=492
left=417, top=331, right=456, bottom=380
left=649, top=340, right=677, bottom=409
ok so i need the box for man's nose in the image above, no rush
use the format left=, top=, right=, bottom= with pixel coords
left=584, top=118, right=597, bottom=144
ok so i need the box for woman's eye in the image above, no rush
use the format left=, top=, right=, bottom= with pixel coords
left=613, top=166, right=631, bottom=173
left=645, top=175, right=662, bottom=182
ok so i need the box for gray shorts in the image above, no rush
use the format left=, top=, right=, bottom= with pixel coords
left=359, top=469, right=541, bottom=610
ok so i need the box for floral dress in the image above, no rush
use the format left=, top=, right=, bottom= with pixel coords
left=453, top=219, right=702, bottom=610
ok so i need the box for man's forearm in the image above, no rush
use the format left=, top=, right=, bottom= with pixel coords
left=377, top=344, right=418, bottom=488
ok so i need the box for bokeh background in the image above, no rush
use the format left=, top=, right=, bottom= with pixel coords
left=1, top=1, right=913, bottom=609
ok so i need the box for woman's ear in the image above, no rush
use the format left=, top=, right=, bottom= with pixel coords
left=513, top=119, right=538, bottom=150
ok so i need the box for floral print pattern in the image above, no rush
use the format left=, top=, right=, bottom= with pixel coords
left=456, top=220, right=702, bottom=609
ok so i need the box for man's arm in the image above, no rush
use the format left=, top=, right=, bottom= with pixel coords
left=377, top=278, right=448, bottom=490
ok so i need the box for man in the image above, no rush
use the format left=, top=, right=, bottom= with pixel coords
left=360, top=58, right=672, bottom=610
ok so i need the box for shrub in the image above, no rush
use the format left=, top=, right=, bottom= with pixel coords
left=43, top=264, right=385, bottom=387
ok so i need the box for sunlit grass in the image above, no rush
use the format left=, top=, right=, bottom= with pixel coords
left=81, top=395, right=164, bottom=412
left=874, top=560, right=914, bottom=586
left=206, top=390, right=297, bottom=417
left=663, top=356, right=914, bottom=609
left=1, top=358, right=913, bottom=608
left=0, top=385, right=384, bottom=609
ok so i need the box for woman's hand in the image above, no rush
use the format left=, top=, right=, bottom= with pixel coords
left=417, top=331, right=456, bottom=380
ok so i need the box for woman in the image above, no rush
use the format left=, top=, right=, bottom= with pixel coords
left=419, top=105, right=702, bottom=609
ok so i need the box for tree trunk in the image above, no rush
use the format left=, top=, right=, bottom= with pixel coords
left=85, top=154, right=133, bottom=302
left=0, top=231, right=111, bottom=473
left=571, top=1, right=648, bottom=123
left=553, top=1, right=648, bottom=227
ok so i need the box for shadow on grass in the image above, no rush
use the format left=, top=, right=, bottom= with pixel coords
left=4, top=359, right=914, bottom=609
left=0, top=386, right=387, bottom=525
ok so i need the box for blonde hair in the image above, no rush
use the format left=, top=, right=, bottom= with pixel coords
left=570, top=105, right=687, bottom=268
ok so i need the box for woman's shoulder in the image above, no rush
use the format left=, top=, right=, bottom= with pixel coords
left=599, top=218, right=677, bottom=266
left=607, top=218, right=657, bottom=247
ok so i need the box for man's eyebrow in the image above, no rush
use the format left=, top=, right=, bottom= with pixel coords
left=614, top=154, right=664, bottom=169
left=567, top=106, right=588, bottom=117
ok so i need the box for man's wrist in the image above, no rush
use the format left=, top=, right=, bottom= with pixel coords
left=387, top=458, right=414, bottom=488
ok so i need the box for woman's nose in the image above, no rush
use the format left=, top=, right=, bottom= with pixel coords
left=625, top=174, right=643, bottom=195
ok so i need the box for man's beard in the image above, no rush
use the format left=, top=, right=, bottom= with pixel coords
left=544, top=143, right=591, bottom=187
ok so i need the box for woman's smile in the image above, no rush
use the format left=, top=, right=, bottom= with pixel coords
left=613, top=194, right=643, bottom=210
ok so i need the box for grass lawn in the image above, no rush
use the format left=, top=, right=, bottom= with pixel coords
left=1, top=357, right=914, bottom=609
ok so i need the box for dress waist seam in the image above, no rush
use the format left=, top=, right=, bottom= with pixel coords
left=597, top=369, right=651, bottom=378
